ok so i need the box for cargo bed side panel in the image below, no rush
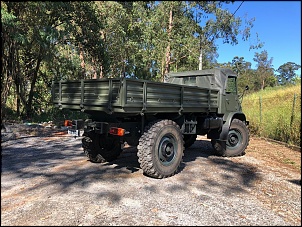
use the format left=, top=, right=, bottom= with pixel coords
left=122, top=80, right=219, bottom=113
left=52, top=78, right=219, bottom=114
left=52, top=79, right=122, bottom=112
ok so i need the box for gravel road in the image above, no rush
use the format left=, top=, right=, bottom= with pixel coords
left=1, top=130, right=301, bottom=226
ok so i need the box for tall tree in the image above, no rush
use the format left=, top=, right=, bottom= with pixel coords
left=229, top=56, right=254, bottom=93
left=1, top=4, right=17, bottom=116
left=253, top=50, right=275, bottom=90
left=94, top=1, right=134, bottom=78
left=1, top=1, right=264, bottom=119
left=95, top=1, right=261, bottom=81
left=193, top=1, right=263, bottom=70
left=1, top=1, right=107, bottom=118
left=277, top=62, right=301, bottom=85
left=230, top=56, right=251, bottom=76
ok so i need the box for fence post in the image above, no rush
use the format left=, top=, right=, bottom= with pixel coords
left=287, top=93, right=297, bottom=143
left=290, top=93, right=296, bottom=128
left=259, top=96, right=262, bottom=136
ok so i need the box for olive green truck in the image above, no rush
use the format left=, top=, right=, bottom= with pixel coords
left=51, top=68, right=250, bottom=178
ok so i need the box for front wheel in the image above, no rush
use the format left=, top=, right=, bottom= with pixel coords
left=212, top=119, right=249, bottom=157
left=137, top=120, right=184, bottom=179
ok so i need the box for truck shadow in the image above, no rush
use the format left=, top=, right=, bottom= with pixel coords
left=108, top=139, right=261, bottom=186
left=97, top=138, right=262, bottom=197
left=1, top=136, right=262, bottom=201
left=105, top=139, right=215, bottom=173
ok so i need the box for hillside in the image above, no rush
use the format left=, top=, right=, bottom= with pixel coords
left=242, top=83, right=301, bottom=147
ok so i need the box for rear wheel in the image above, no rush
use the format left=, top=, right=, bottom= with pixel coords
left=211, top=119, right=249, bottom=157
left=82, top=132, right=122, bottom=163
left=137, top=120, right=184, bottom=178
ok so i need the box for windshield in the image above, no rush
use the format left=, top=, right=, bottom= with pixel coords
left=226, top=77, right=237, bottom=94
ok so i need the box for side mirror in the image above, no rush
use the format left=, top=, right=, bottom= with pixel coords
left=239, top=85, right=249, bottom=108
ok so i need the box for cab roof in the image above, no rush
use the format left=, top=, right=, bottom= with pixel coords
left=165, top=68, right=237, bottom=93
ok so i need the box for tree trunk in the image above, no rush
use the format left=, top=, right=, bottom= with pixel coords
left=91, top=57, right=97, bottom=79
left=261, top=79, right=265, bottom=90
left=25, top=53, right=42, bottom=118
left=79, top=44, right=86, bottom=79
left=16, top=49, right=21, bottom=115
left=199, top=34, right=205, bottom=70
left=2, top=41, right=15, bottom=119
left=163, top=8, right=173, bottom=81
left=198, top=50, right=203, bottom=70
left=15, top=79, right=20, bottom=116
left=99, top=65, right=104, bottom=78
left=1, top=70, right=13, bottom=112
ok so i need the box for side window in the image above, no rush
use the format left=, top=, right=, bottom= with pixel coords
left=183, top=76, right=197, bottom=85
left=226, top=77, right=237, bottom=94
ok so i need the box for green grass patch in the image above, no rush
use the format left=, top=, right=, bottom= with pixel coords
left=283, top=158, right=296, bottom=165
left=242, top=83, right=301, bottom=147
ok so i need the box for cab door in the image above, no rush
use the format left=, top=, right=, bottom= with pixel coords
left=225, top=76, right=239, bottom=112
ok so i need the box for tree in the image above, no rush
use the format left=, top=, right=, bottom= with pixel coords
left=1, top=1, right=107, bottom=118
left=193, top=1, right=263, bottom=70
left=1, top=1, right=263, bottom=119
left=228, top=56, right=254, bottom=93
left=276, top=62, right=301, bottom=85
left=1, top=4, right=18, bottom=116
left=95, top=1, right=262, bottom=81
left=230, top=56, right=251, bottom=76
left=253, top=50, right=276, bottom=90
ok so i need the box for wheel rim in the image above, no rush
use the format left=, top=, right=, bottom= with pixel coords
left=158, top=134, right=177, bottom=166
left=226, top=129, right=242, bottom=150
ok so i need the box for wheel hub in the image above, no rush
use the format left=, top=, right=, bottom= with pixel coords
left=229, top=135, right=238, bottom=145
left=159, top=136, right=177, bottom=165
left=161, top=140, right=174, bottom=158
left=227, top=130, right=241, bottom=147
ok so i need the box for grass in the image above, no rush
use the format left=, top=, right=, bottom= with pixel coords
left=283, top=158, right=296, bottom=165
left=242, top=83, right=301, bottom=147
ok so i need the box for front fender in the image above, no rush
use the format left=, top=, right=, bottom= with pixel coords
left=219, top=112, right=247, bottom=141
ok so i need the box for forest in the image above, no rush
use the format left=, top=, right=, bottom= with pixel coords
left=1, top=1, right=301, bottom=120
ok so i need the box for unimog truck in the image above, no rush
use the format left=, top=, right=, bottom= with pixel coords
left=51, top=68, right=250, bottom=178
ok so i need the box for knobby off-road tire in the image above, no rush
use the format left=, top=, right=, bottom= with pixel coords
left=137, top=120, right=184, bottom=179
left=82, top=132, right=122, bottom=163
left=184, top=134, right=197, bottom=148
left=211, top=119, right=250, bottom=157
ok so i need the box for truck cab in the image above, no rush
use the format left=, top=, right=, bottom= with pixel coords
left=165, top=68, right=241, bottom=116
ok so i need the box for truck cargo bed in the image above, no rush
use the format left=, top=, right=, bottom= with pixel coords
left=52, top=78, right=219, bottom=115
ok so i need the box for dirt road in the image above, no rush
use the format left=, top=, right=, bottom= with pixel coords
left=1, top=131, right=301, bottom=226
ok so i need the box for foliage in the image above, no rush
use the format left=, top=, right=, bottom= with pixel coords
left=1, top=1, right=107, bottom=118
left=1, top=1, right=300, bottom=123
left=276, top=62, right=301, bottom=85
left=253, top=50, right=276, bottom=90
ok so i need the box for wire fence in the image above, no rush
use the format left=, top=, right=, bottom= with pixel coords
left=242, top=93, right=301, bottom=147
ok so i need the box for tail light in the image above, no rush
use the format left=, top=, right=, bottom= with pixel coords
left=109, top=127, right=125, bottom=136
left=64, top=120, right=72, bottom=127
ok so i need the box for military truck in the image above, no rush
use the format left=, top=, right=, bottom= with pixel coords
left=51, top=68, right=250, bottom=178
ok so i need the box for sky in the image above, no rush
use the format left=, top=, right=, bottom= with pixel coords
left=215, top=1, right=301, bottom=76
